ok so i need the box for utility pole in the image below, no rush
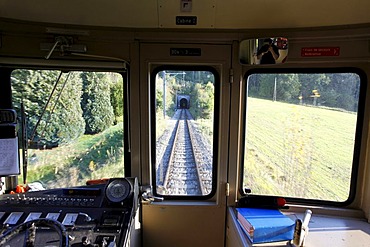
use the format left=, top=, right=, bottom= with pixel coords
left=163, top=71, right=166, bottom=119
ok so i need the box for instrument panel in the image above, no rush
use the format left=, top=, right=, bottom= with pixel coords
left=0, top=177, right=139, bottom=247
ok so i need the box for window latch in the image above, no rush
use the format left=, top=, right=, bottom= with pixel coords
left=140, top=185, right=164, bottom=203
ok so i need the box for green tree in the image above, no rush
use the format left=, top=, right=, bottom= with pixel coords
left=189, top=82, right=214, bottom=119
left=47, top=72, right=85, bottom=144
left=257, top=74, right=275, bottom=99
left=80, top=72, right=115, bottom=134
left=298, top=74, right=330, bottom=105
left=11, top=70, right=85, bottom=145
left=324, top=73, right=360, bottom=111
left=109, top=73, right=124, bottom=120
left=276, top=74, right=300, bottom=103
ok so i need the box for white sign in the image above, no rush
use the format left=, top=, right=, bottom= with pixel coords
left=0, top=138, right=20, bottom=176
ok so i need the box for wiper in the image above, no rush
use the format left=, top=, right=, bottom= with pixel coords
left=29, top=71, right=64, bottom=145
left=40, top=72, right=71, bottom=139
left=25, top=71, right=71, bottom=183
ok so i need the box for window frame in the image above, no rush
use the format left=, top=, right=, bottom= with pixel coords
left=240, top=67, right=367, bottom=206
left=6, top=66, right=131, bottom=184
left=150, top=65, right=220, bottom=200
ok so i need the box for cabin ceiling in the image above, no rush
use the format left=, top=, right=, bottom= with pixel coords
left=1, top=0, right=370, bottom=29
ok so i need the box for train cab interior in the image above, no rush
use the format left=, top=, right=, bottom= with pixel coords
left=1, top=0, right=370, bottom=246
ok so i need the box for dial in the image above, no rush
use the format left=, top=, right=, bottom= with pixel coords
left=105, top=178, right=131, bottom=203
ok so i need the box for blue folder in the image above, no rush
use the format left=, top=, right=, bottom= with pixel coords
left=236, top=207, right=295, bottom=244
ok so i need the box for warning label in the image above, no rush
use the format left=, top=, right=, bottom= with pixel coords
left=301, top=47, right=340, bottom=57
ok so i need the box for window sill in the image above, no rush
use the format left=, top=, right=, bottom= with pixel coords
left=227, top=207, right=370, bottom=247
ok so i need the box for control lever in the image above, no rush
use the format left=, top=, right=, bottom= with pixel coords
left=293, top=209, right=312, bottom=246
left=78, top=212, right=93, bottom=222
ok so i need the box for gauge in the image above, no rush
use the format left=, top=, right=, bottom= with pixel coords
left=105, top=178, right=132, bottom=203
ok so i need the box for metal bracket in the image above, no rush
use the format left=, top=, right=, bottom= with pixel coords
left=42, top=36, right=87, bottom=59
left=140, top=185, right=164, bottom=203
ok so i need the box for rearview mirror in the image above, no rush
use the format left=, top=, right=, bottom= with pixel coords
left=239, top=37, right=288, bottom=65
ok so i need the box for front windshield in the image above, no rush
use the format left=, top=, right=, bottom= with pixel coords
left=11, top=69, right=125, bottom=189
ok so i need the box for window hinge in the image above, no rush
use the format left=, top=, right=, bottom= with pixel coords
left=229, top=68, right=234, bottom=84
left=225, top=182, right=230, bottom=196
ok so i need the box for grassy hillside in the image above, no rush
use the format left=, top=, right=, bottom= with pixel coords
left=22, top=122, right=125, bottom=189
left=244, top=98, right=357, bottom=201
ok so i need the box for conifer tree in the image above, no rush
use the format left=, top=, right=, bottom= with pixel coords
left=11, top=70, right=85, bottom=146
left=80, top=72, right=115, bottom=134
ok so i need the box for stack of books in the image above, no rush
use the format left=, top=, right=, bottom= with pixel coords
left=236, top=207, right=295, bottom=244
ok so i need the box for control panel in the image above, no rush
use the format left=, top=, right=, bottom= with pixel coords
left=0, top=177, right=139, bottom=247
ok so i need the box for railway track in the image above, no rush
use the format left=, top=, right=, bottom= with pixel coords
left=158, top=109, right=212, bottom=196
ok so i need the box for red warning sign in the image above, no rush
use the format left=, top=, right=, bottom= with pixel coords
left=301, top=47, right=340, bottom=57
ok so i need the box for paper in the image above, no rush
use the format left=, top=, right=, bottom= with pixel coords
left=0, top=138, right=20, bottom=176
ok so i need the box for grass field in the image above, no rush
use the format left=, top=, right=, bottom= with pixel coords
left=244, top=98, right=357, bottom=201
left=21, top=122, right=125, bottom=189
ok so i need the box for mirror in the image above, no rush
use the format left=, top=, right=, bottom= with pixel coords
left=239, top=37, right=288, bottom=65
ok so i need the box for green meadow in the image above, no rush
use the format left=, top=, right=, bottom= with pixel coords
left=244, top=97, right=357, bottom=202
left=20, top=122, right=125, bottom=188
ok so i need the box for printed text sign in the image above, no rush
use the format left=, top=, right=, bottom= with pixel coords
left=301, top=47, right=340, bottom=57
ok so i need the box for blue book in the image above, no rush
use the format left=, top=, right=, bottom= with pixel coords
left=236, top=207, right=295, bottom=244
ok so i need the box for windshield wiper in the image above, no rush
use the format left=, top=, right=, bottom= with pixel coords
left=29, top=71, right=63, bottom=143
left=40, top=72, right=71, bottom=139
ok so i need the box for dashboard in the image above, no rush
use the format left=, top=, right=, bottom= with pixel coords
left=0, top=177, right=139, bottom=247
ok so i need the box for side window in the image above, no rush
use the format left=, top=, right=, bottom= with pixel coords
left=152, top=68, right=217, bottom=198
left=242, top=71, right=364, bottom=204
left=11, top=69, right=126, bottom=189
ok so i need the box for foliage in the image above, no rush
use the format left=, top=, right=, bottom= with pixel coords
left=248, top=73, right=360, bottom=112
left=11, top=70, right=85, bottom=146
left=109, top=73, right=124, bottom=120
left=12, top=70, right=124, bottom=146
left=156, top=70, right=215, bottom=120
left=47, top=72, right=86, bottom=144
left=11, top=69, right=125, bottom=188
left=189, top=82, right=214, bottom=119
left=80, top=72, right=115, bottom=134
